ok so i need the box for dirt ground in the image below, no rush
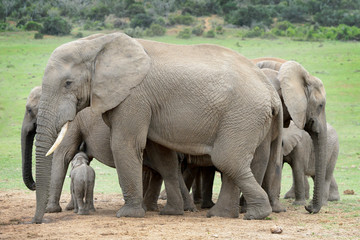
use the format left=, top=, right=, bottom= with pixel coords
left=0, top=190, right=359, bottom=240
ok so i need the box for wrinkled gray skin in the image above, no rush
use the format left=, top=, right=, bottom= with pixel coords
left=255, top=59, right=328, bottom=214
left=21, top=87, right=196, bottom=215
left=33, top=32, right=281, bottom=223
left=70, top=152, right=95, bottom=215
left=282, top=122, right=340, bottom=205
left=21, top=86, right=41, bottom=191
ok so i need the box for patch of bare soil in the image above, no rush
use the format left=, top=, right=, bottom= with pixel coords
left=0, top=190, right=359, bottom=240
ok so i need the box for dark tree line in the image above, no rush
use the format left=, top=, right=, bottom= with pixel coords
left=1, top=0, right=360, bottom=35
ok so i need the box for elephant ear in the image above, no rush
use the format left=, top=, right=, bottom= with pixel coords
left=278, top=61, right=310, bottom=129
left=282, top=121, right=304, bottom=156
left=89, top=33, right=151, bottom=114
left=261, top=68, right=280, bottom=93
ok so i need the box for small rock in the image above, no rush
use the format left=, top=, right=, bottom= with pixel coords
left=270, top=225, right=283, bottom=234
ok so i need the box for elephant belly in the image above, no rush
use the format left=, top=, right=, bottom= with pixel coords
left=147, top=127, right=214, bottom=156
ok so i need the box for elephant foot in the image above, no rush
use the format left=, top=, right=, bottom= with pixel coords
left=88, top=205, right=96, bottom=212
left=184, top=202, right=198, bottom=212
left=292, top=200, right=306, bottom=206
left=243, top=202, right=272, bottom=220
left=65, top=201, right=74, bottom=211
left=305, top=202, right=321, bottom=214
left=207, top=204, right=239, bottom=218
left=160, top=204, right=184, bottom=215
left=143, top=202, right=159, bottom=212
left=328, top=193, right=340, bottom=202
left=78, top=208, right=89, bottom=215
left=271, top=201, right=286, bottom=213
left=116, top=205, right=145, bottom=218
left=284, top=191, right=295, bottom=199
left=46, top=203, right=62, bottom=213
left=201, top=200, right=215, bottom=209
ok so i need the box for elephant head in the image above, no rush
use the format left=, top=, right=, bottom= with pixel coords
left=276, top=61, right=327, bottom=213
left=33, top=33, right=151, bottom=223
left=21, top=86, right=42, bottom=191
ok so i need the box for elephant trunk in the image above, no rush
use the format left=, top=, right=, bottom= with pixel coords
left=33, top=105, right=58, bottom=223
left=306, top=127, right=327, bottom=213
left=21, top=118, right=36, bottom=191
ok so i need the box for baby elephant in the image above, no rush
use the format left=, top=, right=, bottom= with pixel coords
left=283, top=122, right=340, bottom=205
left=70, top=152, right=96, bottom=215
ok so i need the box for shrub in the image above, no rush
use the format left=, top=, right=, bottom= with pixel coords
left=34, top=32, right=43, bottom=39
left=41, top=16, right=72, bottom=36
left=226, top=5, right=273, bottom=27
left=0, top=22, right=10, bottom=32
left=177, top=28, right=192, bottom=39
left=192, top=25, right=205, bottom=36
left=244, top=26, right=264, bottom=38
left=280, top=4, right=307, bottom=23
left=145, top=23, right=166, bottom=37
left=205, top=29, right=216, bottom=38
left=124, top=27, right=144, bottom=38
left=16, top=18, right=31, bottom=28
left=113, top=19, right=129, bottom=29
left=130, top=13, right=153, bottom=28
left=24, top=21, right=42, bottom=31
left=74, top=32, right=84, bottom=38
left=215, top=25, right=224, bottom=35
left=168, top=14, right=194, bottom=26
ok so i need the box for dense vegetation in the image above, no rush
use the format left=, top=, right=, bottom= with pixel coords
left=1, top=0, right=360, bottom=40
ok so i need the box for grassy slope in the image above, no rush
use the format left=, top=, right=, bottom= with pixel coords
left=0, top=32, right=359, bottom=208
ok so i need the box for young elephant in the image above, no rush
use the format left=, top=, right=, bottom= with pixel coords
left=282, top=122, right=340, bottom=205
left=70, top=152, right=96, bottom=215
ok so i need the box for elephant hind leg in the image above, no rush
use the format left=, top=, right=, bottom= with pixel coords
left=328, top=176, right=340, bottom=201
left=211, top=151, right=271, bottom=220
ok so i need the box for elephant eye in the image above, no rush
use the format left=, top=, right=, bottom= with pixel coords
left=65, top=81, right=72, bottom=89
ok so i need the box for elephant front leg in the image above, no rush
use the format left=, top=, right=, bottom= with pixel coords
left=143, top=168, right=162, bottom=212
left=292, top=163, right=307, bottom=205
left=46, top=156, right=70, bottom=213
left=200, top=167, right=216, bottom=209
left=112, top=139, right=145, bottom=218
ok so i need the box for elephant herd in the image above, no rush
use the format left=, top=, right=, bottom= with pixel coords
left=20, top=32, right=339, bottom=224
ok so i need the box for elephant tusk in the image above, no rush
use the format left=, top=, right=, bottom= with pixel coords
left=45, top=122, right=69, bottom=156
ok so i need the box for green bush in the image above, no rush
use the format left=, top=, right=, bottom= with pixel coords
left=215, top=25, right=224, bottom=35
left=205, top=29, right=216, bottom=38
left=124, top=27, right=144, bottom=38
left=24, top=21, right=42, bottom=31
left=113, top=19, right=128, bottom=29
left=130, top=13, right=153, bottom=28
left=192, top=25, right=205, bottom=36
left=34, top=32, right=43, bottom=39
left=145, top=23, right=166, bottom=37
left=16, top=18, right=31, bottom=28
left=74, top=32, right=84, bottom=38
left=41, top=16, right=72, bottom=36
left=177, top=28, right=192, bottom=39
left=226, top=5, right=273, bottom=27
left=0, top=22, right=10, bottom=32
left=168, top=14, right=194, bottom=26
left=244, top=26, right=264, bottom=38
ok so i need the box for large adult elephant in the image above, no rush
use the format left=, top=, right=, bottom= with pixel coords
left=33, top=32, right=282, bottom=223
left=21, top=87, right=196, bottom=215
left=256, top=59, right=328, bottom=213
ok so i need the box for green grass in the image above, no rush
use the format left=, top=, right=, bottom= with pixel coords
left=0, top=31, right=359, bottom=207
